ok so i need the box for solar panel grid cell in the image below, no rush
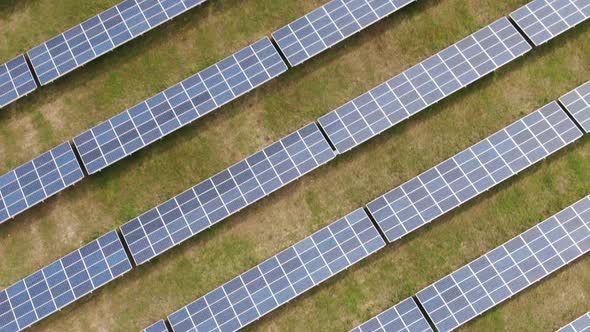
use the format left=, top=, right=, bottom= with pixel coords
left=0, top=231, right=132, bottom=332
left=73, top=37, right=287, bottom=175
left=0, top=143, right=85, bottom=224
left=560, top=80, right=590, bottom=133
left=416, top=196, right=590, bottom=332
left=167, top=208, right=385, bottom=332
left=557, top=312, right=590, bottom=332
left=317, top=17, right=532, bottom=154
left=143, top=320, right=170, bottom=332
left=120, top=123, right=336, bottom=265
left=28, top=0, right=207, bottom=85
left=367, top=102, right=582, bottom=242
left=0, top=55, right=37, bottom=108
left=510, top=0, right=590, bottom=46
left=272, top=0, right=416, bottom=66
left=350, top=297, right=433, bottom=332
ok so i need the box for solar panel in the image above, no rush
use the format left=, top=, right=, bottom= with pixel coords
left=0, top=55, right=37, bottom=109
left=73, top=37, right=288, bottom=175
left=317, top=17, right=532, bottom=154
left=416, top=195, right=590, bottom=332
left=167, top=208, right=385, bottom=332
left=558, top=312, right=590, bottom=332
left=143, top=320, right=170, bottom=332
left=120, top=123, right=336, bottom=265
left=0, top=230, right=132, bottom=331
left=366, top=102, right=582, bottom=242
left=510, top=0, right=590, bottom=46
left=272, top=0, right=416, bottom=67
left=350, top=297, right=432, bottom=332
left=27, top=0, right=208, bottom=85
left=0, top=142, right=85, bottom=225
left=560, top=80, right=590, bottom=133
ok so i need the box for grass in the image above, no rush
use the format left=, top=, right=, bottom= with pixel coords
left=0, top=0, right=589, bottom=331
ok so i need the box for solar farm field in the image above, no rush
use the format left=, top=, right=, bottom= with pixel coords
left=0, top=0, right=589, bottom=331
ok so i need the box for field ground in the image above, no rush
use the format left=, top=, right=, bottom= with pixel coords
left=0, top=0, right=589, bottom=331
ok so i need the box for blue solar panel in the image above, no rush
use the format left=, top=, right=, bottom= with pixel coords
left=143, top=320, right=170, bottom=332
left=0, top=230, right=132, bottom=332
left=416, top=195, right=590, bottom=332
left=560, top=80, right=590, bottom=133
left=272, top=0, right=416, bottom=66
left=318, top=17, right=532, bottom=154
left=511, top=0, right=590, bottom=46
left=73, top=37, right=288, bottom=174
left=0, top=55, right=37, bottom=109
left=558, top=312, right=590, bottom=332
left=120, top=123, right=336, bottom=265
left=27, top=0, right=207, bottom=85
left=0, top=142, right=85, bottom=225
left=350, top=297, right=432, bottom=332
left=167, top=208, right=385, bottom=332
left=367, top=102, right=582, bottom=243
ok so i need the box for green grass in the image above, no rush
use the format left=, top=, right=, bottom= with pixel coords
left=0, top=0, right=589, bottom=331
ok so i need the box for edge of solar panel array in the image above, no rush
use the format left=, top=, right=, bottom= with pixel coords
left=142, top=319, right=170, bottom=332
left=0, top=54, right=38, bottom=109
left=349, top=297, right=433, bottom=332
left=0, top=230, right=132, bottom=331
left=557, top=312, right=590, bottom=332
left=510, top=0, right=590, bottom=46
left=271, top=0, right=418, bottom=67
left=119, top=122, right=336, bottom=266
left=0, top=142, right=85, bottom=225
left=166, top=208, right=386, bottom=332
left=415, top=195, right=590, bottom=332
left=72, top=37, right=288, bottom=175
left=366, top=101, right=583, bottom=243
left=316, top=16, right=533, bottom=154
left=559, top=80, right=590, bottom=133
left=26, top=0, right=208, bottom=86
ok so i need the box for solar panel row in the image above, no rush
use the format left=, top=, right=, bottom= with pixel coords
left=0, top=142, right=85, bottom=225
left=0, top=231, right=132, bottom=332
left=510, top=0, right=590, bottom=46
left=317, top=17, right=532, bottom=154
left=27, top=0, right=207, bottom=85
left=73, top=37, right=288, bottom=175
left=0, top=55, right=37, bottom=109
left=416, top=195, right=590, bottom=332
left=143, top=320, right=170, bottom=332
left=367, top=102, right=582, bottom=242
left=560, top=80, right=590, bottom=133
left=558, top=312, right=590, bottom=332
left=167, top=208, right=385, bottom=332
left=350, top=297, right=432, bottom=332
left=120, top=123, right=336, bottom=265
left=272, top=0, right=416, bottom=67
